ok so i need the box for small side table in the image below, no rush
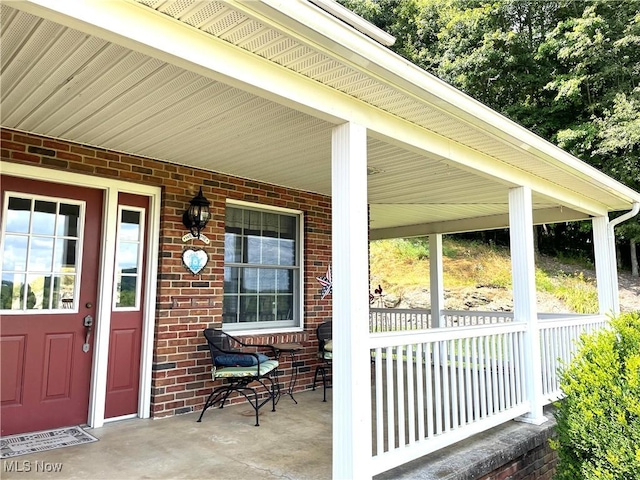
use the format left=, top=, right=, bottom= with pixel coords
left=270, top=342, right=303, bottom=404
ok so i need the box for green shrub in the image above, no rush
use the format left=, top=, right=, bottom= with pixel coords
left=551, top=312, right=640, bottom=480
left=395, top=238, right=430, bottom=261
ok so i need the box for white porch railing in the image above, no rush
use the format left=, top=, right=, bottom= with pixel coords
left=369, top=308, right=592, bottom=332
left=367, top=310, right=609, bottom=476
left=370, top=308, right=432, bottom=331
left=444, top=310, right=514, bottom=327
left=369, top=308, right=515, bottom=332
left=539, top=315, right=609, bottom=403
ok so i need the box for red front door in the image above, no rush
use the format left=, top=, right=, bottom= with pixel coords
left=104, top=193, right=148, bottom=419
left=1, top=176, right=103, bottom=435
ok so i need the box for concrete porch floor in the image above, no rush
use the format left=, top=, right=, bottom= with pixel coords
left=2, top=389, right=332, bottom=480
left=2, top=388, right=557, bottom=480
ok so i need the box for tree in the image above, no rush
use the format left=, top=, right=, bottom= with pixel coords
left=341, top=0, right=640, bottom=273
left=545, top=3, right=640, bottom=274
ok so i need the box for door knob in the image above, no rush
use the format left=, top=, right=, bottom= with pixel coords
left=82, top=315, right=93, bottom=353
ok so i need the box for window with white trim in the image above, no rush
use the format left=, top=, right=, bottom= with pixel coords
left=223, top=202, right=302, bottom=331
left=113, top=207, right=145, bottom=310
left=1, top=194, right=84, bottom=312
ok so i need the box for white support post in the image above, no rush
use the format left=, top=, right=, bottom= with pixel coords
left=592, top=216, right=619, bottom=315
left=331, top=122, right=372, bottom=480
left=429, top=234, right=445, bottom=328
left=509, top=187, right=546, bottom=425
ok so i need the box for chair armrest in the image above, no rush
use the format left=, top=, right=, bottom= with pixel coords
left=223, top=331, right=251, bottom=348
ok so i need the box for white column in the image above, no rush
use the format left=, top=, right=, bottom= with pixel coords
left=592, top=215, right=619, bottom=315
left=429, top=234, right=445, bottom=328
left=331, top=122, right=372, bottom=479
left=509, top=187, right=546, bottom=424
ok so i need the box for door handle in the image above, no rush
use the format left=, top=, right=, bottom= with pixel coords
left=82, top=315, right=93, bottom=353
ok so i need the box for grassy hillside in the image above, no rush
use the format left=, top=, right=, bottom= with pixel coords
left=369, top=238, right=599, bottom=313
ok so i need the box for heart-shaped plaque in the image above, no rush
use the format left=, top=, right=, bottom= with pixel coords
left=182, top=248, right=208, bottom=275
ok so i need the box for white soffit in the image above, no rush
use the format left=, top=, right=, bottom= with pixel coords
left=1, top=0, right=638, bottom=235
left=132, top=0, right=637, bottom=210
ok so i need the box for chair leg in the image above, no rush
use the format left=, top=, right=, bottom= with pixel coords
left=322, top=364, right=332, bottom=402
left=219, top=387, right=234, bottom=408
left=313, top=365, right=322, bottom=391
left=322, top=368, right=327, bottom=402
left=197, top=387, right=226, bottom=422
left=270, top=377, right=277, bottom=412
left=250, top=387, right=260, bottom=427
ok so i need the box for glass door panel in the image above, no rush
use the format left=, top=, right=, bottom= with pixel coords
left=0, top=194, right=83, bottom=312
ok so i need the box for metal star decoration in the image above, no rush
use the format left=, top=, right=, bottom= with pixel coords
left=316, top=264, right=332, bottom=299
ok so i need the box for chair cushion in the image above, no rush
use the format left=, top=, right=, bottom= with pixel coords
left=214, top=353, right=271, bottom=367
left=321, top=339, right=332, bottom=360
left=213, top=360, right=279, bottom=378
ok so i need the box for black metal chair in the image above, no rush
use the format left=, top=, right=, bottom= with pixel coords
left=197, top=328, right=279, bottom=426
left=312, top=320, right=332, bottom=401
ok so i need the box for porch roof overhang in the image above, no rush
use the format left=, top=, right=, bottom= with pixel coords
left=2, top=0, right=640, bottom=239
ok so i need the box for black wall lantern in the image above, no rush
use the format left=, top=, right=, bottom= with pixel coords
left=182, top=187, right=211, bottom=239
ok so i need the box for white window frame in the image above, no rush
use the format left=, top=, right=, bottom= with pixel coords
left=223, top=199, right=304, bottom=334
left=112, top=205, right=146, bottom=311
left=0, top=191, right=86, bottom=314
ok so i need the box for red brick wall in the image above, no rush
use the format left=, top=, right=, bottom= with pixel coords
left=478, top=438, right=557, bottom=480
left=1, top=127, right=333, bottom=418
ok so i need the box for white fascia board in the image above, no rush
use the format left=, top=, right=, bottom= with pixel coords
left=242, top=0, right=640, bottom=207
left=307, top=0, right=395, bottom=46
left=14, top=0, right=622, bottom=215
left=369, top=206, right=592, bottom=239
left=374, top=125, right=609, bottom=217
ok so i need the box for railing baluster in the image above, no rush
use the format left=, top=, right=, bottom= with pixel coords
left=517, top=331, right=525, bottom=403
left=498, top=333, right=506, bottom=411
left=490, top=335, right=499, bottom=413
left=406, top=344, right=415, bottom=444
left=425, top=341, right=434, bottom=438
left=551, top=327, right=557, bottom=393
left=433, top=341, right=442, bottom=434
left=540, top=329, right=548, bottom=395
left=484, top=336, right=493, bottom=416
left=449, top=339, right=459, bottom=429
left=416, top=343, right=425, bottom=440
left=464, top=337, right=472, bottom=423
left=442, top=340, right=451, bottom=431
left=478, top=337, right=487, bottom=418
left=375, top=346, right=384, bottom=455
left=396, top=345, right=405, bottom=448
left=472, top=337, right=480, bottom=421
left=385, top=346, right=394, bottom=451
left=459, top=338, right=467, bottom=426
left=508, top=332, right=516, bottom=408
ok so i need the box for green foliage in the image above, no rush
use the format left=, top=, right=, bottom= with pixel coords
left=535, top=269, right=598, bottom=313
left=552, top=312, right=640, bottom=480
left=441, top=242, right=459, bottom=259
left=395, top=238, right=430, bottom=261
left=341, top=0, right=640, bottom=255
left=555, top=280, right=598, bottom=314
left=554, top=250, right=594, bottom=270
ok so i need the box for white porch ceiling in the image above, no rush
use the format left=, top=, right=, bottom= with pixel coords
left=2, top=1, right=638, bottom=237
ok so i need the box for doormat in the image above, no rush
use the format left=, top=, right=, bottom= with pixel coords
left=1, top=426, right=98, bottom=459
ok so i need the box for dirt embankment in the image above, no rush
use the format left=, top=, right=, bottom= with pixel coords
left=378, top=266, right=640, bottom=314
